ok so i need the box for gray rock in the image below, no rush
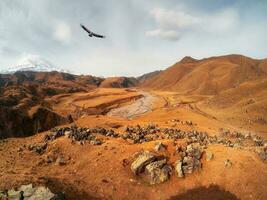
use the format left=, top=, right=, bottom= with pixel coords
left=18, top=184, right=36, bottom=197
left=186, top=144, right=203, bottom=160
left=174, top=160, right=184, bottom=177
left=131, top=151, right=157, bottom=175
left=182, top=156, right=201, bottom=174
left=0, top=190, right=8, bottom=199
left=7, top=189, right=21, bottom=200
left=28, top=143, right=47, bottom=155
left=90, top=139, right=102, bottom=145
left=205, top=151, right=213, bottom=161
left=64, top=130, right=72, bottom=137
left=145, top=159, right=171, bottom=184
left=56, top=156, right=66, bottom=165
left=224, top=159, right=232, bottom=168
left=17, top=147, right=23, bottom=152
left=27, top=186, right=55, bottom=200
left=154, top=142, right=167, bottom=152
left=182, top=156, right=194, bottom=174
left=4, top=184, right=55, bottom=200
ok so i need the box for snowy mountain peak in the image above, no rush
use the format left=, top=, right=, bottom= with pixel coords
left=0, top=56, right=69, bottom=74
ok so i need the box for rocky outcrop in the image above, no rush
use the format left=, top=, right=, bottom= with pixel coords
left=145, top=159, right=172, bottom=184
left=99, top=77, right=138, bottom=88
left=131, top=151, right=171, bottom=184
left=0, top=107, right=71, bottom=139
left=131, top=151, right=157, bottom=175
left=0, top=184, right=66, bottom=200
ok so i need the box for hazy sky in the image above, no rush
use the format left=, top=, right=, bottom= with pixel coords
left=0, top=0, right=267, bottom=77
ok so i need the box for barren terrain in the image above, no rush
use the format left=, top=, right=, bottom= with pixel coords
left=1, top=87, right=266, bottom=200
left=0, top=55, right=266, bottom=200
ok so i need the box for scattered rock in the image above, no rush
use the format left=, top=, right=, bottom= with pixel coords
left=90, top=139, right=102, bottom=145
left=154, top=142, right=167, bottom=152
left=17, top=147, right=23, bottom=152
left=28, top=142, right=47, bottom=155
left=206, top=151, right=214, bottom=161
left=174, top=160, right=184, bottom=177
left=255, top=147, right=267, bottom=162
left=186, top=120, right=193, bottom=126
left=224, top=159, right=232, bottom=168
left=56, top=156, right=66, bottom=165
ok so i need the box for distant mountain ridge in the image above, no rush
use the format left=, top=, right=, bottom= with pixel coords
left=0, top=57, right=70, bottom=74
left=141, top=54, right=267, bottom=95
left=137, top=70, right=162, bottom=83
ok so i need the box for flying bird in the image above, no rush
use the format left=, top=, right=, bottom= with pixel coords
left=80, top=24, right=105, bottom=38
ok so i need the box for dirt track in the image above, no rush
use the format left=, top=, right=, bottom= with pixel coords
left=107, top=91, right=156, bottom=119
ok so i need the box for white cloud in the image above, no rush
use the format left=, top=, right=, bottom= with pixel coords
left=145, top=29, right=180, bottom=41
left=53, top=22, right=72, bottom=44
left=0, top=1, right=266, bottom=75
left=147, top=7, right=240, bottom=41
left=150, top=8, right=200, bottom=30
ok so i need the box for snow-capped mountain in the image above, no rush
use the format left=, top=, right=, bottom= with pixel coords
left=0, top=56, right=70, bottom=74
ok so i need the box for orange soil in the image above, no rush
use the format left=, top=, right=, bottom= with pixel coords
left=0, top=88, right=266, bottom=200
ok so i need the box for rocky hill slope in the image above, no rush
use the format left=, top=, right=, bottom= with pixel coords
left=141, top=54, right=267, bottom=95
left=0, top=71, right=141, bottom=138
left=137, top=70, right=162, bottom=83
left=99, top=77, right=138, bottom=88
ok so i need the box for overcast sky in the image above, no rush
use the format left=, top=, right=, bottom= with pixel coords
left=0, top=0, right=267, bottom=77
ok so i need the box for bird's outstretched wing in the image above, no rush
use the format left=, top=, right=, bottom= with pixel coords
left=80, top=24, right=91, bottom=34
left=80, top=24, right=105, bottom=38
left=92, top=33, right=105, bottom=38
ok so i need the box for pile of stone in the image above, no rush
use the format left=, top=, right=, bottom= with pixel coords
left=44, top=125, right=120, bottom=145
left=121, top=125, right=209, bottom=144
left=255, top=147, right=267, bottom=162
left=131, top=151, right=172, bottom=184
left=169, top=119, right=194, bottom=126
left=174, top=143, right=203, bottom=177
left=219, top=129, right=266, bottom=147
left=39, top=124, right=266, bottom=162
left=122, top=124, right=160, bottom=143
left=0, top=184, right=66, bottom=200
left=28, top=142, right=48, bottom=155
left=131, top=144, right=204, bottom=184
left=122, top=125, right=267, bottom=149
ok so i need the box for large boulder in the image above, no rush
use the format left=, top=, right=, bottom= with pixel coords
left=145, top=159, right=172, bottom=184
left=0, top=184, right=57, bottom=200
left=182, top=156, right=201, bottom=174
left=131, top=151, right=157, bottom=175
left=131, top=151, right=172, bottom=184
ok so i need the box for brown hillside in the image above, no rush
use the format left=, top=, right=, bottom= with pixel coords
left=142, top=54, right=267, bottom=95
left=99, top=77, right=138, bottom=88
left=0, top=72, right=138, bottom=138
left=137, top=70, right=162, bottom=83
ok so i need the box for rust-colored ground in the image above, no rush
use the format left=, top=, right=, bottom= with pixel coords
left=0, top=88, right=266, bottom=200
